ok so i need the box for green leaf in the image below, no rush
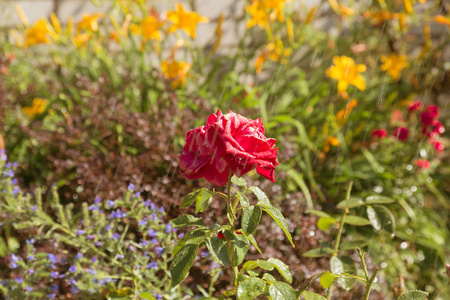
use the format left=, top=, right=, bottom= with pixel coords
left=139, top=292, right=156, bottom=300
left=246, top=233, right=262, bottom=255
left=195, top=191, right=213, bottom=213
left=341, top=215, right=371, bottom=226
left=237, top=191, right=250, bottom=207
left=365, top=195, right=396, bottom=205
left=337, top=197, right=364, bottom=209
left=242, top=260, right=258, bottom=271
left=257, top=259, right=275, bottom=271
left=260, top=206, right=294, bottom=247
left=302, top=291, right=327, bottom=300
left=317, top=217, right=336, bottom=231
left=330, top=256, right=357, bottom=291
left=170, top=215, right=204, bottom=228
left=269, top=282, right=296, bottom=300
left=206, top=236, right=229, bottom=267
left=303, top=242, right=334, bottom=257
left=262, top=273, right=277, bottom=284
left=319, top=271, right=339, bottom=289
left=308, top=209, right=331, bottom=218
left=242, top=206, right=262, bottom=235
left=297, top=272, right=326, bottom=294
left=172, top=228, right=208, bottom=256
left=180, top=188, right=213, bottom=209
left=366, top=205, right=396, bottom=233
left=397, top=290, right=429, bottom=300
left=267, top=258, right=292, bottom=283
left=339, top=239, right=370, bottom=251
left=233, top=232, right=250, bottom=267
left=170, top=243, right=199, bottom=287
left=237, top=277, right=266, bottom=300
left=232, top=175, right=247, bottom=187
left=249, top=186, right=271, bottom=207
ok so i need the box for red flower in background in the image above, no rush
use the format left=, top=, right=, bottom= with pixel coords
left=393, top=127, right=409, bottom=141
left=371, top=128, right=388, bottom=138
left=430, top=140, right=444, bottom=153
left=420, top=105, right=440, bottom=126
left=179, top=110, right=278, bottom=186
left=415, top=159, right=430, bottom=169
left=408, top=101, right=422, bottom=113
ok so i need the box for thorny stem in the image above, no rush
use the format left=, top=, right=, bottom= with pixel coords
left=363, top=267, right=379, bottom=300
left=358, top=247, right=379, bottom=300
left=334, top=181, right=353, bottom=255
left=225, top=170, right=238, bottom=286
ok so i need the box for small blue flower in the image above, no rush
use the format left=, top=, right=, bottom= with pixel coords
left=12, top=187, right=19, bottom=196
left=150, top=238, right=158, bottom=244
left=157, top=294, right=162, bottom=300
left=151, top=213, right=158, bottom=221
left=47, top=254, right=57, bottom=264
left=50, top=271, right=59, bottom=278
left=88, top=204, right=99, bottom=211
left=14, top=277, right=23, bottom=284
left=26, top=238, right=35, bottom=245
left=27, top=255, right=34, bottom=261
left=28, top=269, right=35, bottom=275
left=148, top=229, right=157, bottom=237
left=87, top=268, right=96, bottom=275
left=94, top=196, right=101, bottom=204
left=31, top=206, right=37, bottom=212
left=112, top=233, right=121, bottom=239
left=76, top=229, right=85, bottom=236
left=143, top=199, right=152, bottom=207
left=70, top=287, right=79, bottom=294
left=159, top=207, right=164, bottom=213
left=25, top=286, right=32, bottom=292
left=165, top=223, right=173, bottom=233
left=200, top=251, right=209, bottom=257
left=92, top=257, right=97, bottom=263
left=75, top=253, right=83, bottom=259
left=87, top=235, right=95, bottom=240
left=69, top=265, right=77, bottom=273
left=117, top=254, right=124, bottom=259
left=148, top=262, right=158, bottom=269
left=155, top=247, right=164, bottom=256
left=48, top=294, right=56, bottom=299
left=94, top=241, right=103, bottom=247
left=150, top=203, right=157, bottom=210
left=51, top=284, right=58, bottom=292
left=105, top=224, right=112, bottom=230
left=128, top=183, right=135, bottom=191
left=178, top=233, right=185, bottom=239
left=107, top=200, right=115, bottom=207
left=135, top=192, right=141, bottom=198
left=139, top=219, right=147, bottom=226
left=129, top=245, right=135, bottom=252
left=10, top=262, right=18, bottom=269
left=70, top=278, right=77, bottom=285
left=11, top=253, right=20, bottom=262
left=141, top=240, right=149, bottom=247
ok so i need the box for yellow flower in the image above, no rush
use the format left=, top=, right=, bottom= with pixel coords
left=161, top=59, right=191, bottom=88
left=324, top=136, right=340, bottom=153
left=434, top=15, right=450, bottom=27
left=336, top=99, right=357, bottom=126
left=246, top=0, right=288, bottom=29
left=141, top=16, right=164, bottom=41
left=380, top=53, right=408, bottom=81
left=24, top=19, right=52, bottom=47
left=77, top=13, right=104, bottom=32
left=166, top=3, right=209, bottom=38
left=326, top=56, right=366, bottom=95
left=254, top=39, right=291, bottom=73
left=72, top=33, right=90, bottom=48
left=403, top=0, right=412, bottom=14
left=22, top=98, right=49, bottom=119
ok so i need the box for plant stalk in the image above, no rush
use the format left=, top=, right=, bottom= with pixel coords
left=225, top=170, right=238, bottom=286
left=363, top=267, right=379, bottom=300
left=334, top=181, right=353, bottom=255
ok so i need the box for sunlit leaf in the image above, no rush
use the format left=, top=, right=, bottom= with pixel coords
left=267, top=258, right=292, bottom=283
left=241, top=205, right=262, bottom=235
left=269, top=282, right=296, bottom=300
left=237, top=277, right=266, bottom=300
left=206, top=236, right=229, bottom=267
left=337, top=197, right=364, bottom=209
left=319, top=271, right=339, bottom=289
left=170, top=243, right=199, bottom=287
left=367, top=205, right=395, bottom=233
left=365, top=195, right=396, bottom=205
left=330, top=256, right=357, bottom=291
left=397, top=290, right=429, bottom=300
left=170, top=215, right=204, bottom=228
left=302, top=291, right=327, bottom=300
left=317, top=217, right=336, bottom=231
left=231, top=175, right=247, bottom=187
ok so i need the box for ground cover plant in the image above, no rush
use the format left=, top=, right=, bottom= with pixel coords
left=0, top=0, right=449, bottom=299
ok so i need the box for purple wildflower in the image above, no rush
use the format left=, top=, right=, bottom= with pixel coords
left=148, top=262, right=158, bottom=269
left=148, top=229, right=157, bottom=237
left=155, top=247, right=164, bottom=256
left=69, top=265, right=77, bottom=273
left=128, top=183, right=135, bottom=191
left=113, top=233, right=120, bottom=239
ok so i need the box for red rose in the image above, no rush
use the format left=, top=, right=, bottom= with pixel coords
left=430, top=140, right=444, bottom=153
left=178, top=124, right=230, bottom=186
left=420, top=105, right=440, bottom=126
left=393, top=127, right=409, bottom=141
left=209, top=110, right=278, bottom=182
left=371, top=128, right=388, bottom=138
left=415, top=159, right=430, bottom=169
left=407, top=101, right=422, bottom=113
left=217, top=232, right=226, bottom=240
left=179, top=110, right=278, bottom=186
